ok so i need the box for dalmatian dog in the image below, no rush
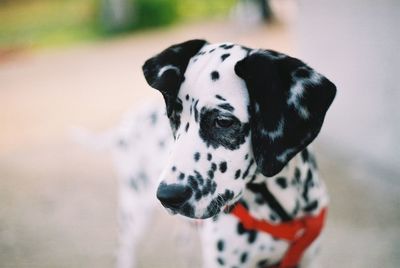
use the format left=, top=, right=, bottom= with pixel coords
left=110, top=39, right=336, bottom=268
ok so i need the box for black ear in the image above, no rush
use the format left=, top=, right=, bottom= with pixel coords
left=235, top=50, right=336, bottom=177
left=142, top=39, right=208, bottom=116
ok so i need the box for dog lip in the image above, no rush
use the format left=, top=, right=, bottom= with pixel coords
left=164, top=207, right=178, bottom=216
left=160, top=201, right=180, bottom=211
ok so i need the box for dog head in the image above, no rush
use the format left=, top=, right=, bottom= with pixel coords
left=143, top=40, right=336, bottom=219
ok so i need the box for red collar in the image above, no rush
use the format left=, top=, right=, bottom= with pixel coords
left=230, top=203, right=327, bottom=268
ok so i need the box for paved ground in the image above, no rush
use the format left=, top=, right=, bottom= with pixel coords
left=1, top=9, right=399, bottom=268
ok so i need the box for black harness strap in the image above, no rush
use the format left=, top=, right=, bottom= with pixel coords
left=247, top=182, right=292, bottom=222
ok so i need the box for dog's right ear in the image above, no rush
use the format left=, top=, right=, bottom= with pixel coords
left=142, top=39, right=208, bottom=115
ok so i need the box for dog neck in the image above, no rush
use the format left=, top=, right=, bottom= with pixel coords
left=238, top=148, right=323, bottom=223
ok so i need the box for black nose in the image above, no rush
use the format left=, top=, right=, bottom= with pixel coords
left=156, top=183, right=192, bottom=209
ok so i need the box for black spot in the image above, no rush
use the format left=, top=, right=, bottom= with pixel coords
left=217, top=240, right=224, bottom=251
left=221, top=53, right=230, bottom=61
left=237, top=223, right=246, bottom=235
left=301, top=149, right=309, bottom=162
left=207, top=153, right=213, bottom=161
left=244, top=154, right=249, bottom=160
left=237, top=222, right=257, bottom=243
left=194, top=100, right=199, bottom=122
left=304, top=200, right=319, bottom=212
left=248, top=231, right=257, bottom=244
left=206, top=195, right=225, bottom=216
left=188, top=175, right=199, bottom=191
left=211, top=181, right=217, bottom=194
left=194, top=170, right=204, bottom=184
left=219, top=161, right=227, bottom=173
left=202, top=179, right=212, bottom=195
left=208, top=170, right=215, bottom=179
left=218, top=103, right=234, bottom=112
left=185, top=94, right=189, bottom=100
left=211, top=162, right=217, bottom=172
left=302, top=169, right=313, bottom=202
left=242, top=159, right=254, bottom=179
left=240, top=252, right=248, bottom=264
left=199, top=108, right=250, bottom=150
left=220, top=44, right=234, bottom=49
left=234, top=169, right=241, bottom=180
left=254, top=194, right=264, bottom=205
left=190, top=181, right=199, bottom=193
left=168, top=99, right=183, bottom=135
left=150, top=112, right=157, bottom=125
left=257, top=259, right=269, bottom=268
left=217, top=257, right=225, bottom=266
left=223, top=189, right=234, bottom=201
left=195, top=191, right=202, bottom=200
left=198, top=176, right=204, bottom=186
left=209, top=48, right=216, bottom=53
left=211, top=71, right=220, bottom=81
left=215, top=95, right=226, bottom=101
left=275, top=177, right=288, bottom=189
left=269, top=214, right=277, bottom=221
left=180, top=203, right=195, bottom=218
left=185, top=122, right=190, bottom=132
left=194, top=152, right=200, bottom=162
left=172, top=166, right=176, bottom=172
left=294, top=167, right=301, bottom=184
left=178, top=172, right=185, bottom=180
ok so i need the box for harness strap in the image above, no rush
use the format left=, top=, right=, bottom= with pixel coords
left=230, top=203, right=327, bottom=268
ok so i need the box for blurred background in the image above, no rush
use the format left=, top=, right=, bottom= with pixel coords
left=0, top=0, right=399, bottom=267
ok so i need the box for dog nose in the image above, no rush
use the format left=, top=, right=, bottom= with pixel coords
left=157, top=183, right=192, bottom=209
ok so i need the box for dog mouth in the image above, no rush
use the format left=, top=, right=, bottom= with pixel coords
left=162, top=190, right=243, bottom=219
left=165, top=207, right=178, bottom=216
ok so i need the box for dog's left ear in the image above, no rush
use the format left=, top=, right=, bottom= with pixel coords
left=142, top=39, right=208, bottom=116
left=235, top=51, right=336, bottom=177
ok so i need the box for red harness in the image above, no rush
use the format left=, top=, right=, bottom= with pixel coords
left=230, top=203, right=327, bottom=268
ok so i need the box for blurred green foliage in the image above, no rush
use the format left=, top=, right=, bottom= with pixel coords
left=0, top=0, right=235, bottom=49
left=134, top=0, right=178, bottom=29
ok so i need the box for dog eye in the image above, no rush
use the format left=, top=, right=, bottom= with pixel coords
left=215, top=117, right=234, bottom=128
